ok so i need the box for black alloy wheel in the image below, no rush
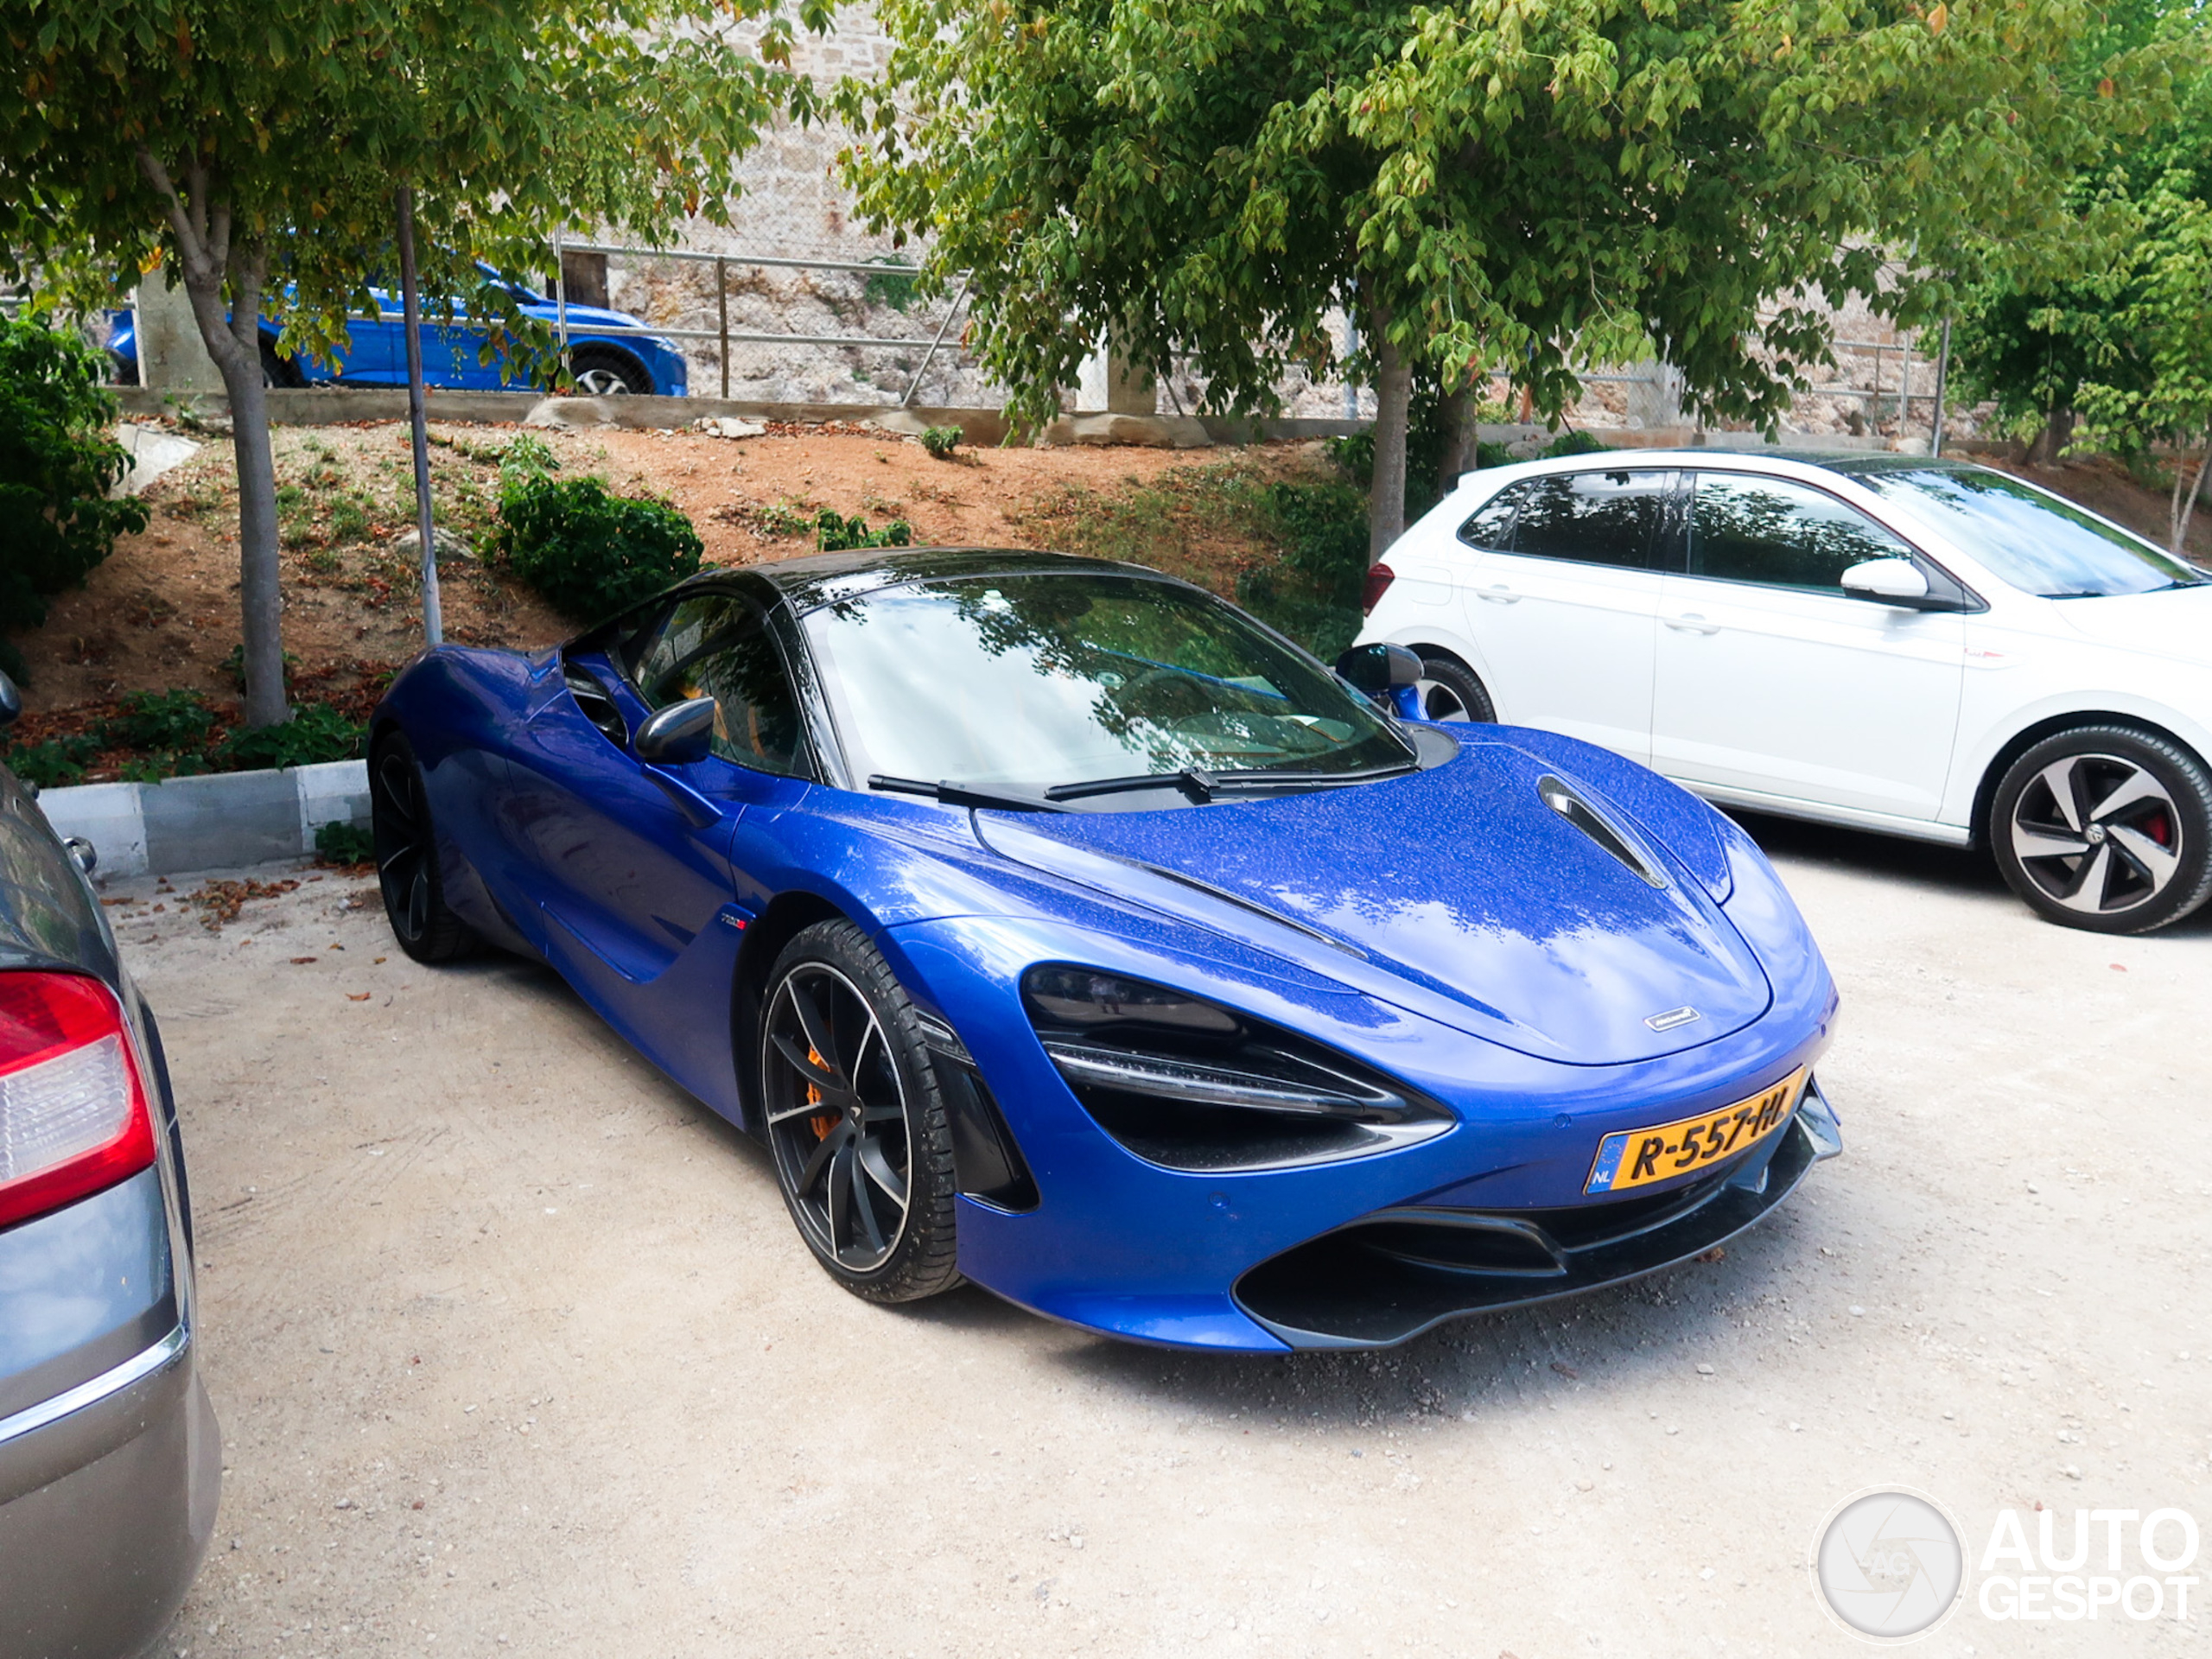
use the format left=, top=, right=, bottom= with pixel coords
left=369, top=734, right=478, bottom=963
left=759, top=920, right=958, bottom=1302
left=1990, top=725, right=2212, bottom=934
left=1415, top=655, right=1497, bottom=723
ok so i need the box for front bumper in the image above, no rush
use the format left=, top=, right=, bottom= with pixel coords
left=1234, top=1077, right=1841, bottom=1348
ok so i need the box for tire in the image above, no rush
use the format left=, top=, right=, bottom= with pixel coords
left=1988, top=724, right=2212, bottom=934
left=369, top=733, right=480, bottom=963
left=1415, top=655, right=1497, bottom=724
left=569, top=347, right=652, bottom=396
left=259, top=338, right=302, bottom=390
left=758, top=919, right=960, bottom=1303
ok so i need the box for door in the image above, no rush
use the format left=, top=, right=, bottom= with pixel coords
left=1458, top=467, right=1673, bottom=765
left=1650, top=471, right=1965, bottom=819
left=505, top=593, right=813, bottom=994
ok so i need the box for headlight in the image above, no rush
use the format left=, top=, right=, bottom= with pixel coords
left=1022, top=966, right=1451, bottom=1173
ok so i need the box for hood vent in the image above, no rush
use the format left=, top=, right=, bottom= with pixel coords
left=1537, top=775, right=1666, bottom=888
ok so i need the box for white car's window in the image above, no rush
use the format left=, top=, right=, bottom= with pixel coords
left=1690, top=474, right=1915, bottom=594
left=1470, top=470, right=1669, bottom=569
left=1844, top=466, right=2205, bottom=597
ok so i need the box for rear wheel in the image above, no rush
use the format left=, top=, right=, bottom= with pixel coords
left=759, top=920, right=959, bottom=1303
left=1415, top=656, right=1496, bottom=723
left=1989, top=725, right=2212, bottom=933
left=259, top=338, right=302, bottom=390
left=370, top=733, right=479, bottom=963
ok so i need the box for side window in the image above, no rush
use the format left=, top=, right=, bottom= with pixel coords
left=631, top=594, right=809, bottom=776
left=1690, top=474, right=1915, bottom=592
left=1498, top=470, right=1669, bottom=569
left=1457, top=488, right=1521, bottom=550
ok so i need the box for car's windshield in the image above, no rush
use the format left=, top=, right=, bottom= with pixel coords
left=1847, top=466, right=2205, bottom=598
left=801, top=572, right=1414, bottom=792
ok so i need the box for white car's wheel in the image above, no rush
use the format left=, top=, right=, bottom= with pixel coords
left=1989, top=726, right=2212, bottom=933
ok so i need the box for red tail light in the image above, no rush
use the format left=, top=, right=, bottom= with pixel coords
left=0, top=972, right=156, bottom=1231
left=1362, top=563, right=1396, bottom=614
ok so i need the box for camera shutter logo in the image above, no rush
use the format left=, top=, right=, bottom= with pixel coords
left=1812, top=1489, right=1966, bottom=1641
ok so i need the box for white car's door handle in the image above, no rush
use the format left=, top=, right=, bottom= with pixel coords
left=1478, top=583, right=1521, bottom=604
left=1665, top=613, right=1720, bottom=634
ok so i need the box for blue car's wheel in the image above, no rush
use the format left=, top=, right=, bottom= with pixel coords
left=370, top=734, right=478, bottom=964
left=760, top=921, right=959, bottom=1302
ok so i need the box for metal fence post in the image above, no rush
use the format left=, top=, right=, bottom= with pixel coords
left=1899, top=333, right=1913, bottom=429
left=899, top=272, right=972, bottom=408
left=552, top=222, right=569, bottom=385
left=716, top=257, right=729, bottom=401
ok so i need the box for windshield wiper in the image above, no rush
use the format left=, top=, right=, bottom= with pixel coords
left=1045, top=763, right=1416, bottom=804
left=868, top=773, right=1070, bottom=813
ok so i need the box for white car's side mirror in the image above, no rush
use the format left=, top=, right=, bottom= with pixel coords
left=1840, top=558, right=1931, bottom=605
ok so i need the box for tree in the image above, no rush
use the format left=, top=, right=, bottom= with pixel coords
left=0, top=0, right=817, bottom=726
left=1945, top=0, right=2210, bottom=484
left=839, top=0, right=2169, bottom=560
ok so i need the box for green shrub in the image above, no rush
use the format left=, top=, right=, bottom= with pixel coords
left=919, top=425, right=963, bottom=461
left=220, top=643, right=299, bottom=693
left=815, top=510, right=913, bottom=552
left=2, top=734, right=99, bottom=790
left=498, top=434, right=560, bottom=495
left=495, top=475, right=703, bottom=621
left=0, top=317, right=150, bottom=639
left=118, top=750, right=212, bottom=784
left=1235, top=481, right=1372, bottom=658
left=314, top=819, right=376, bottom=865
left=99, top=689, right=214, bottom=752
left=219, top=702, right=365, bottom=771
left=861, top=257, right=921, bottom=312
left=1541, top=429, right=1610, bottom=459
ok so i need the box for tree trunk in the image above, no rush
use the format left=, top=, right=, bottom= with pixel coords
left=1438, top=381, right=1480, bottom=493
left=2174, top=429, right=2212, bottom=558
left=1367, top=302, right=1412, bottom=564
left=2026, top=404, right=2075, bottom=467
left=141, top=150, right=289, bottom=728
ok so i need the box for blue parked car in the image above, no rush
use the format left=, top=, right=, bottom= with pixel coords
left=368, top=549, right=1841, bottom=1352
left=109, top=265, right=689, bottom=397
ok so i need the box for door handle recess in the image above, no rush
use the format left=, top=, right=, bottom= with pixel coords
left=1478, top=584, right=1521, bottom=604
left=1665, top=613, right=1720, bottom=634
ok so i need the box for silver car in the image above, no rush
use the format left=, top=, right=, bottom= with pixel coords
left=0, top=669, right=219, bottom=1656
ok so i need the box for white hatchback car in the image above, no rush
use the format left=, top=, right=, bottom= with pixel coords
left=1357, top=449, right=2212, bottom=932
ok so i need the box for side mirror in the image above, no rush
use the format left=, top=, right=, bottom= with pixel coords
left=1840, top=558, right=1932, bottom=606
left=0, top=669, right=18, bottom=728
left=1333, top=642, right=1423, bottom=694
left=635, top=696, right=717, bottom=765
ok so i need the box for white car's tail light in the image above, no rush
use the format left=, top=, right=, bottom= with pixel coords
left=1362, top=563, right=1396, bottom=614
left=0, top=971, right=156, bottom=1231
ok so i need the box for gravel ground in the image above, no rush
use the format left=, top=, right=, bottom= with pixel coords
left=112, top=818, right=2209, bottom=1659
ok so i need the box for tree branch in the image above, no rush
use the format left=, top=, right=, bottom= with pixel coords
left=136, top=149, right=204, bottom=273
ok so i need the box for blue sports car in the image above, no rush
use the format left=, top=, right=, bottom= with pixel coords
left=371, top=549, right=1840, bottom=1351
left=110, top=265, right=689, bottom=397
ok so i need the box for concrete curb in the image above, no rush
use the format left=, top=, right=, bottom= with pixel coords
left=35, top=760, right=369, bottom=879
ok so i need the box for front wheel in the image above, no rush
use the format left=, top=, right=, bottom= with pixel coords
left=759, top=921, right=959, bottom=1303
left=1989, top=725, right=2212, bottom=933
left=370, top=734, right=480, bottom=963
left=1415, top=656, right=1496, bottom=723
left=569, top=348, right=652, bottom=396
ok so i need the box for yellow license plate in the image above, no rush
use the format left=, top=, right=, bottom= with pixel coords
left=1584, top=1067, right=1808, bottom=1195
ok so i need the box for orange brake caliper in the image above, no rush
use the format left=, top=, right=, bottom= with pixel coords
left=806, top=1047, right=837, bottom=1141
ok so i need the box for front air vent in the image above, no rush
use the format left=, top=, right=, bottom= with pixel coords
left=1537, top=775, right=1666, bottom=887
